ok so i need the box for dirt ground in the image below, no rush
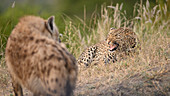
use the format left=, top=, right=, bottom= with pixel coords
left=0, top=63, right=169, bottom=96
left=74, top=64, right=170, bottom=96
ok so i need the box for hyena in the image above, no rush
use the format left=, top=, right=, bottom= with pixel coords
left=5, top=16, right=77, bottom=96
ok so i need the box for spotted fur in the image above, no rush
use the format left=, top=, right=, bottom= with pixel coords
left=5, top=16, right=77, bottom=96
left=78, top=27, right=140, bottom=67
left=106, top=27, right=139, bottom=53
left=78, top=41, right=117, bottom=67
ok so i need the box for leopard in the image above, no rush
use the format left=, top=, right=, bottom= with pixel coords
left=106, top=27, right=139, bottom=54
left=5, top=15, right=77, bottom=96
left=77, top=27, right=140, bottom=67
left=77, top=41, right=117, bottom=67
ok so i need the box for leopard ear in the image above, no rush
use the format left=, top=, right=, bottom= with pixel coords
left=46, top=16, right=56, bottom=33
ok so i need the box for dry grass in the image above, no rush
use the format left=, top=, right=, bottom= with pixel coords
left=60, top=0, right=170, bottom=95
left=0, top=0, right=170, bottom=95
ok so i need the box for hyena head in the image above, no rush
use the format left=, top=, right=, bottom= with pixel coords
left=45, top=16, right=61, bottom=42
left=19, top=15, right=61, bottom=42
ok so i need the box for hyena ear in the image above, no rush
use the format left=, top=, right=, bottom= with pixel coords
left=47, top=16, right=56, bottom=33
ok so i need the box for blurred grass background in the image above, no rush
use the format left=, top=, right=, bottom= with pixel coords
left=0, top=0, right=169, bottom=34
left=0, top=0, right=169, bottom=58
left=0, top=0, right=170, bottom=95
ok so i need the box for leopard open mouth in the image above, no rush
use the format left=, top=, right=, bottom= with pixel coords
left=109, top=42, right=119, bottom=51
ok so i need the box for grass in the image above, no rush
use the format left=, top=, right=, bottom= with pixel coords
left=62, top=0, right=169, bottom=95
left=0, top=0, right=170, bottom=95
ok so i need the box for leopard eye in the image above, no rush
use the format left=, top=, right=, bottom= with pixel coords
left=113, top=41, right=119, bottom=46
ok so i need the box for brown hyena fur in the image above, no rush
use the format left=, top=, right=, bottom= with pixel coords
left=5, top=16, right=77, bottom=96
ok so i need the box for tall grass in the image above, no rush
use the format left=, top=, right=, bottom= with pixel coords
left=0, top=31, right=7, bottom=68
left=61, top=0, right=169, bottom=59
left=60, top=0, right=169, bottom=95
